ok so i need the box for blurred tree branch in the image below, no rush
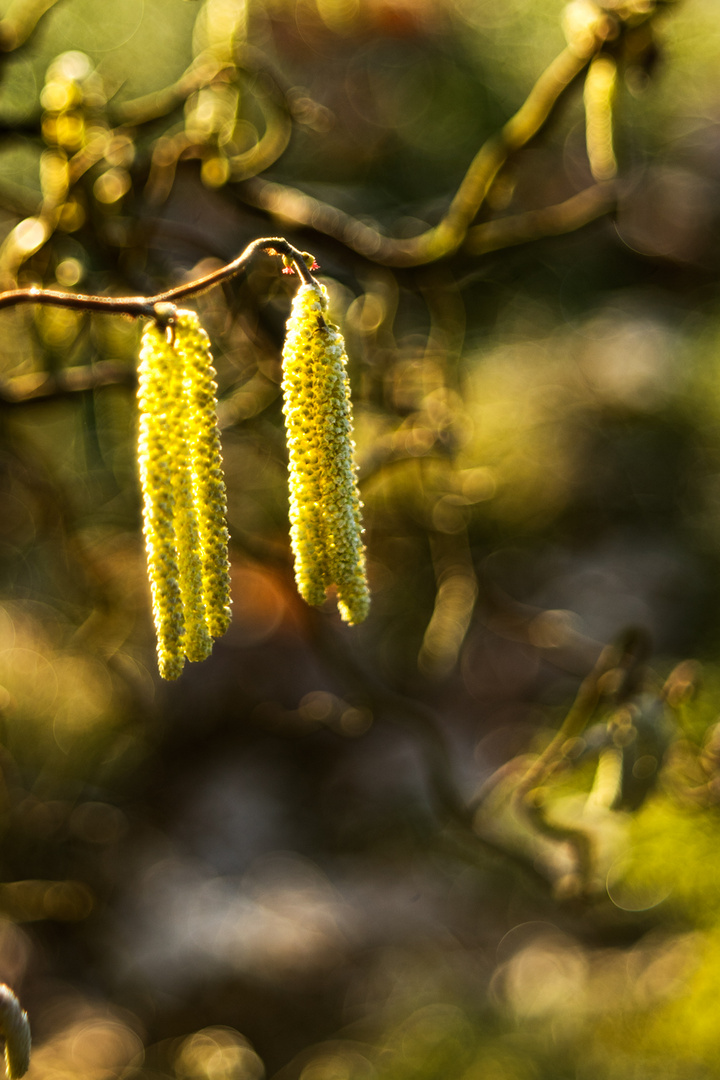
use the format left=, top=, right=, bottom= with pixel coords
left=241, top=45, right=597, bottom=266
left=0, top=359, right=134, bottom=405
left=0, top=0, right=62, bottom=51
left=233, top=1, right=674, bottom=267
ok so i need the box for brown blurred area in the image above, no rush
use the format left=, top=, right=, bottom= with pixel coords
left=0, top=1, right=719, bottom=1078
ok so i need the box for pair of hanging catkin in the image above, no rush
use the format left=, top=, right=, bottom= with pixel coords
left=137, top=310, right=232, bottom=680
left=138, top=279, right=369, bottom=679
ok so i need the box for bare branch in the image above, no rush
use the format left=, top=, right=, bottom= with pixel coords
left=0, top=236, right=317, bottom=320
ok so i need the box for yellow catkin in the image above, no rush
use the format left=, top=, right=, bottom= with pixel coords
left=137, top=311, right=232, bottom=678
left=163, top=323, right=213, bottom=663
left=0, top=984, right=30, bottom=1080
left=281, top=283, right=370, bottom=624
left=174, top=313, right=232, bottom=638
left=138, top=324, right=186, bottom=680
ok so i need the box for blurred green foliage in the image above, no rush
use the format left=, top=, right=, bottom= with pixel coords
left=0, top=1, right=717, bottom=1079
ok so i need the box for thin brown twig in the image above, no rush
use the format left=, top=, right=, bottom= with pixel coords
left=0, top=236, right=316, bottom=320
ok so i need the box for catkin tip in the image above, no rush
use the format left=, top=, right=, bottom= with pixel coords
left=337, top=585, right=371, bottom=627
left=159, top=651, right=185, bottom=680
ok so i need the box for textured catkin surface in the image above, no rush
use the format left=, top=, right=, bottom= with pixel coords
left=164, top=326, right=213, bottom=664
left=137, top=323, right=186, bottom=680
left=281, top=283, right=370, bottom=625
left=137, top=311, right=232, bottom=678
left=176, top=316, right=232, bottom=639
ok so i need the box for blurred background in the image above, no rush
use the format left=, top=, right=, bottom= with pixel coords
left=0, top=0, right=718, bottom=1077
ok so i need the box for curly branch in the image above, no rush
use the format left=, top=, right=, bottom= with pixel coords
left=110, top=55, right=237, bottom=127
left=412, top=45, right=591, bottom=264
left=242, top=45, right=594, bottom=267
left=464, top=180, right=617, bottom=255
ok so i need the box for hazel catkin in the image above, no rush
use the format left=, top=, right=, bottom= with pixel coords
left=176, top=315, right=233, bottom=638
left=137, top=310, right=231, bottom=678
left=281, top=282, right=370, bottom=625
